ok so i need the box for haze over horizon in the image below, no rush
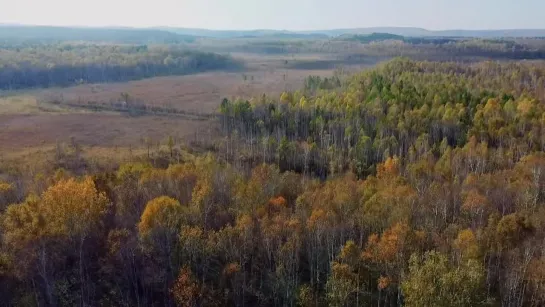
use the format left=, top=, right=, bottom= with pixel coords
left=2, top=0, right=545, bottom=31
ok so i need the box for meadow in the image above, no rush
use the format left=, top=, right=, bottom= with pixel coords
left=0, top=50, right=372, bottom=170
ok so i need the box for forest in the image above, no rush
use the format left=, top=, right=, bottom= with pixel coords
left=1, top=57, right=545, bottom=306
left=0, top=44, right=239, bottom=89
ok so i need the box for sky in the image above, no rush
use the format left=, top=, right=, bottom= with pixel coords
left=1, top=0, right=545, bottom=31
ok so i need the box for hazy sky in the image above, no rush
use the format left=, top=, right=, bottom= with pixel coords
left=1, top=0, right=544, bottom=30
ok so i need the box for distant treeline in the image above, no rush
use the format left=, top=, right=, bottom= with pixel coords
left=0, top=25, right=195, bottom=44
left=336, top=34, right=545, bottom=59
left=197, top=35, right=545, bottom=61
left=0, top=44, right=240, bottom=90
left=338, top=32, right=406, bottom=43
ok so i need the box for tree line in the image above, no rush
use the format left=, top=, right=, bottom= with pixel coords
left=197, top=36, right=545, bottom=61
left=0, top=43, right=239, bottom=90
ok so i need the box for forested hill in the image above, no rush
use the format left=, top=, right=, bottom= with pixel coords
left=3, top=25, right=545, bottom=41
left=312, top=27, right=545, bottom=38
left=0, top=25, right=196, bottom=44
left=158, top=26, right=545, bottom=38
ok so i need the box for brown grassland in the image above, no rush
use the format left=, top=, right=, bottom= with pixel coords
left=0, top=54, right=371, bottom=169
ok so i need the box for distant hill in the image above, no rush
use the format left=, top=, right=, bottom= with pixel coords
left=1, top=25, right=544, bottom=43
left=0, top=25, right=196, bottom=44
left=156, top=27, right=328, bottom=39
left=157, top=27, right=430, bottom=39
left=305, top=27, right=432, bottom=37
left=337, top=32, right=405, bottom=43
left=156, top=27, right=283, bottom=38
left=160, top=26, right=545, bottom=39
left=307, top=27, right=545, bottom=38
left=432, top=29, right=545, bottom=38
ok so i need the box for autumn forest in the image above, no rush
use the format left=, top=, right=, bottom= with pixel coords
left=2, top=26, right=545, bottom=307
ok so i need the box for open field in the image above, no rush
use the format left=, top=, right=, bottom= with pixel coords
left=0, top=54, right=377, bottom=162
left=0, top=113, right=208, bottom=148
left=33, top=69, right=331, bottom=112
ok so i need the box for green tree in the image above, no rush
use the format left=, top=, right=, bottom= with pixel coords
left=402, top=251, right=489, bottom=307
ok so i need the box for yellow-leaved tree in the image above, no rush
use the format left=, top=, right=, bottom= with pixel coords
left=138, top=196, right=184, bottom=289
left=138, top=196, right=183, bottom=240
left=0, top=180, right=15, bottom=210
left=41, top=177, right=109, bottom=240
left=2, top=176, right=109, bottom=306
left=42, top=177, right=109, bottom=305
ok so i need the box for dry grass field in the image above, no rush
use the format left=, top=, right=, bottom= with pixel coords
left=33, top=68, right=335, bottom=112
left=0, top=113, right=207, bottom=148
left=0, top=53, right=377, bottom=170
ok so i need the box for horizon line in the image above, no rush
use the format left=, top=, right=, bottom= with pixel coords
left=2, top=22, right=545, bottom=33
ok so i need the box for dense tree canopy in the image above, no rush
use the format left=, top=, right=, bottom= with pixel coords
left=1, top=58, right=545, bottom=306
